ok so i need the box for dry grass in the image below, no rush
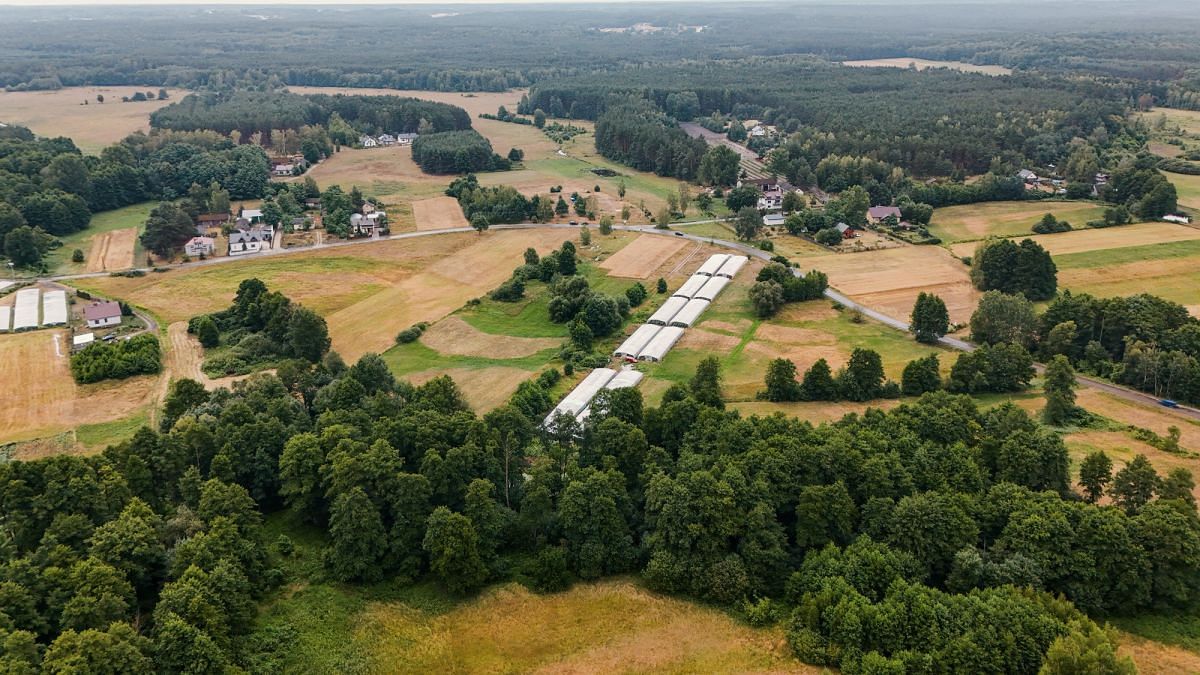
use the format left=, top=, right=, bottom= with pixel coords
left=1168, top=172, right=1200, bottom=211
left=1064, top=430, right=1200, bottom=503
left=842, top=58, right=1012, bottom=75
left=286, top=86, right=523, bottom=119
left=733, top=399, right=904, bottom=423
left=297, top=146, right=446, bottom=204
left=419, top=316, right=558, bottom=359
left=0, top=87, right=187, bottom=154
left=163, top=322, right=262, bottom=391
left=352, top=580, right=812, bottom=674
left=1140, top=107, right=1200, bottom=136
left=807, top=245, right=980, bottom=324
left=1075, top=389, right=1200, bottom=452
left=598, top=234, right=689, bottom=278
left=1057, top=255, right=1200, bottom=308
left=0, top=330, right=155, bottom=445
left=1117, top=630, right=1200, bottom=675
left=930, top=201, right=1107, bottom=243
left=412, top=196, right=469, bottom=231
left=405, top=366, right=535, bottom=413
left=85, top=227, right=138, bottom=272
left=948, top=222, right=1200, bottom=258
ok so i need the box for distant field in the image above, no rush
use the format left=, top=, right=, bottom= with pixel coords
left=842, top=57, right=1012, bottom=76
left=947, top=221, right=1200, bottom=258
left=1168, top=171, right=1200, bottom=211
left=930, top=201, right=1107, bottom=243
left=412, top=196, right=469, bottom=231
left=1140, top=107, right=1200, bottom=136
left=0, top=87, right=186, bottom=154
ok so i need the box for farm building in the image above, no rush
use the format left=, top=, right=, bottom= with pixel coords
left=614, top=323, right=662, bottom=359
left=229, top=227, right=273, bottom=256
left=185, top=236, right=215, bottom=257
left=0, top=306, right=9, bottom=332
left=41, top=290, right=68, bottom=326
left=576, top=369, right=646, bottom=425
left=716, top=256, right=748, bottom=279
left=669, top=298, right=711, bottom=328
left=695, top=276, right=730, bottom=301
left=648, top=296, right=689, bottom=326
left=543, top=368, right=619, bottom=428
left=638, top=326, right=686, bottom=362
left=84, top=300, right=122, bottom=328
left=13, top=288, right=40, bottom=331
left=672, top=274, right=709, bottom=299
left=72, top=333, right=95, bottom=351
left=763, top=214, right=786, bottom=227
left=695, top=254, right=731, bottom=277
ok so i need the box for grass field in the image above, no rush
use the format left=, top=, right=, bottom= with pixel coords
left=947, top=221, right=1200, bottom=259
left=1052, top=238, right=1200, bottom=310
left=842, top=57, right=1012, bottom=75
left=1140, top=107, right=1200, bottom=136
left=0, top=87, right=187, bottom=154
left=1168, top=171, right=1200, bottom=212
left=44, top=201, right=153, bottom=274
left=929, top=201, right=1108, bottom=243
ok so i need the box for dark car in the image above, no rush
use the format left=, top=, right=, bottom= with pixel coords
left=1160, top=399, right=1180, bottom=409
left=674, top=231, right=685, bottom=237
left=568, top=220, right=578, bottom=225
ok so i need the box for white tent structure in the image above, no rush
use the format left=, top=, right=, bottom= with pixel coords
left=72, top=333, right=95, bottom=350
left=41, top=290, right=68, bottom=326
left=716, top=256, right=748, bottom=279
left=695, top=254, right=731, bottom=276
left=543, top=368, right=618, bottom=428
left=576, top=369, right=645, bottom=425
left=672, top=274, right=709, bottom=299
left=669, top=298, right=710, bottom=328
left=0, top=306, right=10, bottom=332
left=638, top=326, right=685, bottom=362
left=647, top=296, right=688, bottom=326
left=695, top=276, right=731, bottom=301
left=12, top=288, right=39, bottom=331
left=614, top=324, right=662, bottom=359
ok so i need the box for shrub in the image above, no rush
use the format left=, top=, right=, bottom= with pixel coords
left=71, top=249, right=84, bottom=263
left=489, top=278, right=526, bottom=302
left=70, top=334, right=162, bottom=384
left=396, top=325, right=426, bottom=343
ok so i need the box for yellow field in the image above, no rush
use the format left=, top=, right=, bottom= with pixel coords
left=930, top=201, right=1108, bottom=243
left=1140, top=107, right=1200, bottom=136
left=1168, top=172, right=1200, bottom=211
left=352, top=580, right=811, bottom=674
left=842, top=58, right=1012, bottom=76
left=85, top=227, right=138, bottom=272
left=808, top=245, right=980, bottom=324
left=948, top=222, right=1200, bottom=258
left=599, top=234, right=689, bottom=278
left=419, top=316, right=558, bottom=359
left=0, top=86, right=187, bottom=154
left=412, top=196, right=469, bottom=231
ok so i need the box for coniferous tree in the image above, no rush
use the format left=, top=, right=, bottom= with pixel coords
left=1042, top=355, right=1078, bottom=425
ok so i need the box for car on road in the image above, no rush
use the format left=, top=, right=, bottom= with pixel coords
left=674, top=231, right=685, bottom=236
left=1160, top=399, right=1180, bottom=408
left=568, top=220, right=578, bottom=225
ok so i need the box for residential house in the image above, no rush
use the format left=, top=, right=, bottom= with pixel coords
left=350, top=211, right=387, bottom=236
left=750, top=125, right=767, bottom=137
left=304, top=198, right=321, bottom=210
left=378, top=134, right=396, bottom=146
left=360, top=135, right=378, bottom=148
left=834, top=222, right=859, bottom=239
left=241, top=209, right=264, bottom=224
left=184, top=236, right=215, bottom=257
left=361, top=202, right=376, bottom=214
left=289, top=216, right=309, bottom=231
left=396, top=133, right=418, bottom=145
left=272, top=163, right=295, bottom=177
left=866, top=205, right=902, bottom=225
left=84, top=301, right=123, bottom=329
left=228, top=226, right=273, bottom=256
left=196, top=212, right=230, bottom=232
left=1018, top=169, right=1038, bottom=183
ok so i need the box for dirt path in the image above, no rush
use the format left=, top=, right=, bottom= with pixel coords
left=162, top=322, right=262, bottom=393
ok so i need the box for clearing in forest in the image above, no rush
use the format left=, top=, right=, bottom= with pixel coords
left=598, top=234, right=689, bottom=278
left=948, top=221, right=1200, bottom=258
left=419, top=316, right=559, bottom=359
left=404, top=366, right=536, bottom=413
left=842, top=57, right=1012, bottom=75
left=412, top=196, right=469, bottom=231
left=0, top=87, right=186, bottom=154
left=84, top=227, right=138, bottom=272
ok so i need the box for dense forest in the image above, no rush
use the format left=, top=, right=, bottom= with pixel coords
left=593, top=102, right=708, bottom=180
left=0, top=341, right=1191, bottom=670
left=411, top=131, right=508, bottom=174
left=150, top=91, right=471, bottom=143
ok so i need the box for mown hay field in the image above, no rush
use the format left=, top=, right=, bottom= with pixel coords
left=929, top=200, right=1107, bottom=243
left=947, top=221, right=1200, bottom=258
left=0, top=86, right=187, bottom=154
left=1052, top=238, right=1200, bottom=310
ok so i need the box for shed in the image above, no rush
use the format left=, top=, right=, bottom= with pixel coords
left=672, top=274, right=709, bottom=299
left=647, top=296, right=689, bottom=326
left=715, top=256, right=748, bottom=279
left=695, top=276, right=730, bottom=301
left=543, top=368, right=618, bottom=428
left=614, top=324, right=662, bottom=358
left=72, top=333, right=95, bottom=350
left=695, top=254, right=732, bottom=277
left=669, top=298, right=711, bottom=328
left=638, top=326, right=685, bottom=362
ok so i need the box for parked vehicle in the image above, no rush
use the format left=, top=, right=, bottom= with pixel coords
left=1160, top=399, right=1180, bottom=408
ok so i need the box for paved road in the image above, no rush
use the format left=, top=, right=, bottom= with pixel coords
left=32, top=220, right=1200, bottom=423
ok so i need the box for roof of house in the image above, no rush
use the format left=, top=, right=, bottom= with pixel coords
left=763, top=214, right=786, bottom=225
left=396, top=133, right=418, bottom=140
left=230, top=227, right=270, bottom=244
left=868, top=206, right=902, bottom=220
left=835, top=222, right=852, bottom=233
left=242, top=209, right=263, bottom=218
left=84, top=300, right=122, bottom=322
left=186, top=236, right=214, bottom=246
left=196, top=212, right=229, bottom=223
left=1018, top=169, right=1038, bottom=179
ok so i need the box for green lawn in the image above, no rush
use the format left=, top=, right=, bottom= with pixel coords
left=381, top=339, right=557, bottom=378
left=75, top=409, right=151, bottom=451
left=1112, top=612, right=1200, bottom=653
left=47, top=201, right=154, bottom=274
left=1168, top=171, right=1200, bottom=212
left=929, top=200, right=1107, bottom=243
left=673, top=220, right=737, bottom=241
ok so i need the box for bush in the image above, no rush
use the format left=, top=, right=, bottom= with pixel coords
left=815, top=227, right=842, bottom=246
left=71, top=249, right=84, bottom=263
left=624, top=282, right=647, bottom=307
left=70, top=334, right=162, bottom=384
left=526, top=546, right=572, bottom=593
left=489, top=278, right=526, bottom=302
left=396, top=324, right=426, bottom=343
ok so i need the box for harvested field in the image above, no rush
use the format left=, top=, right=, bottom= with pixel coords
left=0, top=330, right=155, bottom=445
left=419, top=316, right=558, bottom=359
left=1168, top=172, right=1200, bottom=211
left=1058, top=253, right=1200, bottom=307
left=930, top=201, right=1107, bottom=243
left=807, top=246, right=980, bottom=324
left=1118, top=630, right=1200, bottom=675
left=353, top=580, right=810, bottom=674
left=0, top=87, right=187, bottom=154
left=296, top=146, right=444, bottom=205
left=1074, top=389, right=1200, bottom=453
left=405, top=366, right=533, bottom=412
left=948, top=221, right=1200, bottom=258
left=598, top=234, right=689, bottom=278
left=1140, top=107, right=1200, bottom=135
left=1149, top=142, right=1184, bottom=158
left=734, top=399, right=903, bottom=423
left=85, top=227, right=138, bottom=272
left=843, top=57, right=1011, bottom=75
left=411, top=196, right=469, bottom=231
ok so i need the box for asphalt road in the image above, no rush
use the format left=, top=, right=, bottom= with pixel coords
left=34, top=220, right=1200, bottom=423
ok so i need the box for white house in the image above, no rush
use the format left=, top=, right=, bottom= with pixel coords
left=83, top=301, right=122, bottom=329
left=184, top=236, right=215, bottom=257
left=378, top=134, right=396, bottom=146
left=396, top=133, right=418, bottom=145
left=72, top=333, right=95, bottom=351
left=360, top=135, right=378, bottom=148
left=272, top=163, right=295, bottom=177
left=228, top=226, right=272, bottom=256
left=241, top=208, right=263, bottom=223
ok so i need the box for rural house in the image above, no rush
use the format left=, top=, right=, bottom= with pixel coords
left=360, top=135, right=378, bottom=148
left=378, top=134, right=396, bottom=146
left=184, top=236, right=215, bottom=257
left=241, top=208, right=264, bottom=223
left=1018, top=169, right=1038, bottom=183
left=196, top=212, right=230, bottom=231
left=229, top=226, right=273, bottom=256
left=867, top=205, right=902, bottom=224
left=834, top=222, right=860, bottom=239
left=272, top=163, right=295, bottom=177
left=396, top=133, right=418, bottom=145
left=84, top=301, right=122, bottom=328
